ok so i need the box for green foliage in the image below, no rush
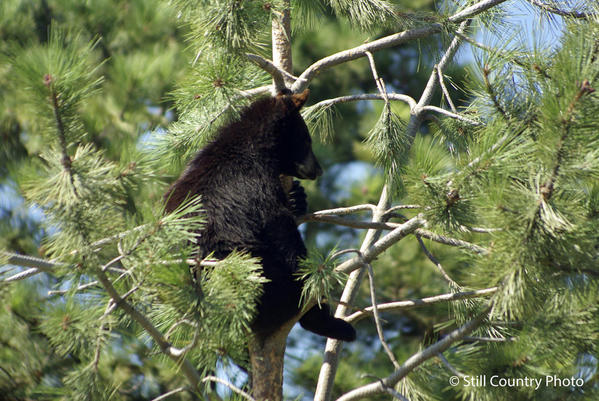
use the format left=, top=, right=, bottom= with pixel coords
left=327, top=0, right=397, bottom=31
left=365, top=103, right=410, bottom=193
left=302, top=100, right=337, bottom=143
left=156, top=50, right=269, bottom=169
left=173, top=0, right=276, bottom=53
left=3, top=0, right=599, bottom=400
left=39, top=299, right=105, bottom=359
left=9, top=29, right=102, bottom=145
left=297, top=248, right=348, bottom=308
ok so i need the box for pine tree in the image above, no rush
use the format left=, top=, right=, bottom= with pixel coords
left=2, top=1, right=599, bottom=401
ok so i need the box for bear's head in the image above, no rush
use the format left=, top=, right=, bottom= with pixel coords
left=272, top=89, right=322, bottom=180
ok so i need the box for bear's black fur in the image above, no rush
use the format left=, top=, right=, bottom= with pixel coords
left=164, top=90, right=356, bottom=342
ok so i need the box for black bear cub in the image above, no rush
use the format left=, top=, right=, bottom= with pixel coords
left=165, top=90, right=356, bottom=342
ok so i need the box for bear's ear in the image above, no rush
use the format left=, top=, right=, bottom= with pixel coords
left=290, top=89, right=310, bottom=110
left=275, top=88, right=310, bottom=112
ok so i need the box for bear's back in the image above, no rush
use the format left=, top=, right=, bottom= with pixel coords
left=164, top=97, right=299, bottom=260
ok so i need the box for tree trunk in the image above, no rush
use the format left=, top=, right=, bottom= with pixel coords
left=271, top=0, right=293, bottom=91
left=249, top=320, right=295, bottom=401
left=272, top=0, right=294, bottom=193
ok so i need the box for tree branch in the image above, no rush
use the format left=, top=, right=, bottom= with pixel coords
left=315, top=18, right=485, bottom=396
left=416, top=234, right=460, bottom=288
left=299, top=216, right=489, bottom=255
left=336, top=309, right=490, bottom=401
left=336, top=215, right=426, bottom=274
left=202, top=376, right=255, bottom=401
left=420, top=105, right=482, bottom=125
left=150, top=387, right=188, bottom=401
left=527, top=0, right=595, bottom=19
left=309, top=93, right=417, bottom=111
left=2, top=252, right=60, bottom=271
left=366, top=263, right=400, bottom=369
left=93, top=269, right=203, bottom=392
left=315, top=186, right=392, bottom=401
left=246, top=53, right=291, bottom=93
left=346, top=287, right=497, bottom=322
left=291, top=0, right=508, bottom=92
left=436, top=66, right=457, bottom=113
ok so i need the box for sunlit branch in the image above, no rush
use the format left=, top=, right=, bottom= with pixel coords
left=335, top=215, right=426, bottom=274
left=314, top=186, right=392, bottom=401
left=202, top=376, right=255, bottom=401
left=336, top=309, right=490, bottom=401
left=292, top=0, right=508, bottom=92
left=416, top=234, right=461, bottom=288
left=299, top=217, right=489, bottom=255
left=366, top=263, right=400, bottom=369
left=309, top=93, right=417, bottom=111
left=416, top=229, right=489, bottom=255
left=365, top=51, right=388, bottom=102
left=527, top=0, right=595, bottom=18
left=436, top=66, right=457, bottom=113
left=463, top=336, right=515, bottom=342
left=246, top=53, right=293, bottom=93
left=420, top=105, right=482, bottom=125
left=150, top=387, right=188, bottom=401
left=347, top=287, right=497, bottom=322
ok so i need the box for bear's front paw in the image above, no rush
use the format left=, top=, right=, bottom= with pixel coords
left=288, top=180, right=308, bottom=217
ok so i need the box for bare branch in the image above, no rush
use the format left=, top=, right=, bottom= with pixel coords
left=415, top=229, right=489, bottom=255
left=384, top=205, right=423, bottom=213
left=1, top=252, right=62, bottom=282
left=246, top=53, right=292, bottom=92
left=360, top=375, right=410, bottom=401
left=291, top=0, right=508, bottom=92
left=335, top=215, right=426, bottom=274
left=292, top=26, right=439, bottom=93
left=365, top=51, right=388, bottom=101
left=336, top=309, right=490, bottom=401
left=315, top=186, right=392, bottom=401
left=271, top=0, right=293, bottom=92
left=202, top=376, right=255, bottom=401
left=48, top=280, right=100, bottom=296
left=3, top=267, right=44, bottom=282
left=414, top=20, right=471, bottom=114
left=237, top=85, right=272, bottom=98
left=437, top=353, right=465, bottom=378
left=416, top=235, right=460, bottom=288
left=366, top=263, right=401, bottom=369
left=150, top=387, right=188, bottom=401
left=303, top=214, right=395, bottom=230
left=311, top=204, right=376, bottom=216
left=347, top=287, right=497, bottom=322
left=300, top=216, right=489, bottom=255
left=448, top=0, right=508, bottom=22
left=464, top=226, right=501, bottom=233
left=420, top=105, right=482, bottom=126
left=527, top=0, right=595, bottom=19
left=463, top=336, right=515, bottom=343
left=436, top=66, right=457, bottom=113
left=309, top=93, right=417, bottom=110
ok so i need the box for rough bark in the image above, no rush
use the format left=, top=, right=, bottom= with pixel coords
left=249, top=320, right=295, bottom=401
